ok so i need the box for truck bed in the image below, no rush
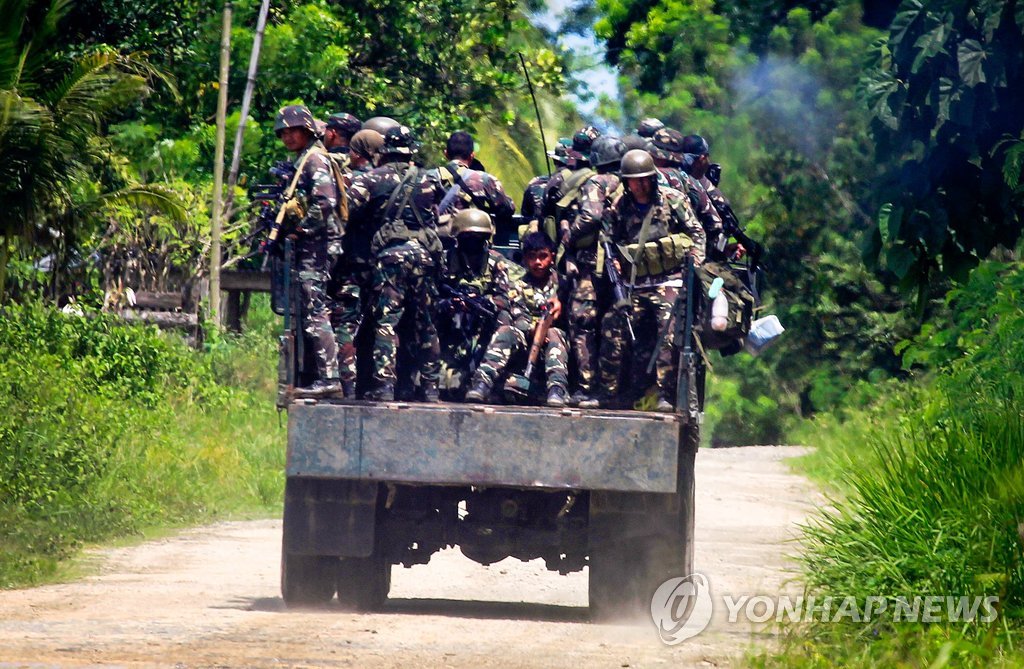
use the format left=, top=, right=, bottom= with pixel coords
left=287, top=400, right=683, bottom=493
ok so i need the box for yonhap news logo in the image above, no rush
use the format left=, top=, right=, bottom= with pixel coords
left=650, top=573, right=1000, bottom=645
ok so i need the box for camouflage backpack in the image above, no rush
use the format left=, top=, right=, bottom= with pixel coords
left=695, top=261, right=755, bottom=350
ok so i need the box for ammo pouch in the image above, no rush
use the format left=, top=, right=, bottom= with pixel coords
left=696, top=261, right=755, bottom=350
left=618, top=232, right=694, bottom=279
left=371, top=219, right=442, bottom=256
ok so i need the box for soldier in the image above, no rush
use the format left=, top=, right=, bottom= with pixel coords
left=348, top=125, right=446, bottom=402
left=541, top=126, right=601, bottom=245
left=434, top=131, right=515, bottom=237
left=636, top=117, right=665, bottom=138
left=562, top=135, right=627, bottom=408
left=466, top=232, right=569, bottom=407
left=680, top=134, right=749, bottom=261
left=648, top=128, right=726, bottom=259
left=519, top=145, right=572, bottom=236
left=323, top=113, right=362, bottom=157
left=327, top=128, right=384, bottom=397
left=362, top=116, right=400, bottom=136
left=436, top=209, right=517, bottom=400
left=598, top=149, right=705, bottom=412
left=272, top=104, right=343, bottom=397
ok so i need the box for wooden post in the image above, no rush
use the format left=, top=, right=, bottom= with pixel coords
left=209, top=0, right=232, bottom=328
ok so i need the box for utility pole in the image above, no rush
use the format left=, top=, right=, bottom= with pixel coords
left=209, top=0, right=232, bottom=328
left=225, top=0, right=270, bottom=214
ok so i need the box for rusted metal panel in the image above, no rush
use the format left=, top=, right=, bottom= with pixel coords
left=287, top=402, right=681, bottom=493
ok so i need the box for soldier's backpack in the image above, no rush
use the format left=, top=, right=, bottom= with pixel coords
left=543, top=167, right=594, bottom=243
left=695, top=261, right=755, bottom=351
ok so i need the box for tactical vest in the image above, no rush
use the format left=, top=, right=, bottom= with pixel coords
left=370, top=164, right=442, bottom=256
left=616, top=196, right=695, bottom=281
left=281, top=144, right=348, bottom=256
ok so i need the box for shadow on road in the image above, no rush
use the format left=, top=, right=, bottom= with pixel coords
left=219, top=596, right=589, bottom=623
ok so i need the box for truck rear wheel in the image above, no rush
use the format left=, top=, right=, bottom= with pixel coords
left=336, top=555, right=391, bottom=611
left=281, top=549, right=338, bottom=606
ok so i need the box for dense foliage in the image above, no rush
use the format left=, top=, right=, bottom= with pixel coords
left=0, top=301, right=283, bottom=587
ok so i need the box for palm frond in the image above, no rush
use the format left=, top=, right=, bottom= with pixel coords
left=87, top=184, right=190, bottom=224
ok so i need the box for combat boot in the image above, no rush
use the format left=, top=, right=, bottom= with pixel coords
left=341, top=380, right=356, bottom=399
left=420, top=381, right=440, bottom=403
left=654, top=397, right=674, bottom=413
left=295, top=379, right=342, bottom=398
left=574, top=392, right=600, bottom=409
left=464, top=378, right=491, bottom=403
left=546, top=386, right=568, bottom=408
left=365, top=382, right=395, bottom=402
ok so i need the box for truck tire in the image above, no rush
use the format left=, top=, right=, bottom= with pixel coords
left=336, top=555, right=391, bottom=611
left=281, top=549, right=338, bottom=606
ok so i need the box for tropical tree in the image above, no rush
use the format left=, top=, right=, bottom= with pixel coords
left=861, top=0, right=1024, bottom=298
left=0, top=0, right=185, bottom=300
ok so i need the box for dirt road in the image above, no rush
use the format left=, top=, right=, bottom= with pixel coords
left=0, top=446, right=815, bottom=668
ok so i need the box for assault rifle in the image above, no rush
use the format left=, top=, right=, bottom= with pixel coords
left=438, top=283, right=499, bottom=321
left=249, top=160, right=297, bottom=260
left=647, top=255, right=700, bottom=423
left=601, top=236, right=635, bottom=341
left=505, top=303, right=554, bottom=400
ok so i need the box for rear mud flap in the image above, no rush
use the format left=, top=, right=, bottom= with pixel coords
left=283, top=478, right=378, bottom=557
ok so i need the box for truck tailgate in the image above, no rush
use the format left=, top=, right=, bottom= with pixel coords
left=287, top=400, right=682, bottom=493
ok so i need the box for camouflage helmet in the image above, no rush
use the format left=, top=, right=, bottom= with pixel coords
left=620, top=149, right=657, bottom=178
left=589, top=136, right=627, bottom=169
left=648, top=127, right=686, bottom=165
left=572, top=125, right=601, bottom=153
left=349, top=129, right=384, bottom=160
left=363, top=116, right=401, bottom=135
left=382, top=125, right=417, bottom=155
left=547, top=143, right=571, bottom=166
left=326, top=112, right=362, bottom=136
left=636, top=117, right=665, bottom=138
left=452, top=208, right=494, bottom=236
left=274, top=105, right=317, bottom=135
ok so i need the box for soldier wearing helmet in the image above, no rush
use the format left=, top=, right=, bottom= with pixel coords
left=598, top=149, right=705, bottom=412
left=271, top=104, right=343, bottom=397
left=680, top=134, right=746, bottom=261
left=648, top=128, right=725, bottom=259
left=362, top=116, right=400, bottom=136
left=347, top=124, right=446, bottom=401
left=435, top=209, right=519, bottom=400
left=321, top=112, right=362, bottom=174
left=560, top=135, right=628, bottom=408
left=326, top=127, right=384, bottom=398
left=433, top=131, right=515, bottom=238
left=540, top=125, right=603, bottom=248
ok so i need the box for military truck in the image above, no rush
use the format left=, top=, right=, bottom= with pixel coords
left=271, top=241, right=700, bottom=619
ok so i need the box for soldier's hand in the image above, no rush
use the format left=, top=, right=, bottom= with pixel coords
left=727, top=243, right=747, bottom=261
left=564, top=259, right=579, bottom=279
left=612, top=259, right=622, bottom=275
left=547, top=297, right=562, bottom=320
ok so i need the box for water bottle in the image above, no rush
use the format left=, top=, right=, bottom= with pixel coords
left=711, top=293, right=729, bottom=331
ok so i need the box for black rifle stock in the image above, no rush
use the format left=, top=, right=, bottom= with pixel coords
left=675, top=255, right=698, bottom=423
left=601, top=237, right=635, bottom=342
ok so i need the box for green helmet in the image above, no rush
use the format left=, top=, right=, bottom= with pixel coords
left=382, top=125, right=417, bottom=156
left=363, top=116, right=400, bottom=135
left=326, top=112, right=362, bottom=137
left=274, top=105, right=317, bottom=135
left=620, top=149, right=657, bottom=178
left=452, top=209, right=494, bottom=235
left=589, top=136, right=627, bottom=169
left=349, top=129, right=384, bottom=160
left=572, top=125, right=601, bottom=153
left=621, top=134, right=648, bottom=151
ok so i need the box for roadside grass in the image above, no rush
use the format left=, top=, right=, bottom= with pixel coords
left=752, top=262, right=1024, bottom=668
left=0, top=298, right=285, bottom=588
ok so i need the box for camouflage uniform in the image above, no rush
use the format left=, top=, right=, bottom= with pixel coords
left=288, top=137, right=343, bottom=384
left=437, top=248, right=516, bottom=396
left=329, top=160, right=376, bottom=388
left=434, top=159, right=515, bottom=234
left=540, top=127, right=600, bottom=241
left=599, top=186, right=705, bottom=404
left=565, top=172, right=622, bottom=397
left=474, top=269, right=568, bottom=396
left=348, top=154, right=446, bottom=396
left=520, top=174, right=549, bottom=234
left=657, top=167, right=725, bottom=257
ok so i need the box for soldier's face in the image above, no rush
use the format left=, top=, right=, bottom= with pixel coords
left=626, top=176, right=653, bottom=203
left=524, top=249, right=554, bottom=279
left=279, top=127, right=310, bottom=152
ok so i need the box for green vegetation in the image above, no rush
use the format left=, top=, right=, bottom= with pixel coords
left=0, top=299, right=283, bottom=587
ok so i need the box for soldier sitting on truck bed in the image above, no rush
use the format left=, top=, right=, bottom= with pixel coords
left=435, top=209, right=518, bottom=401
left=465, top=232, right=570, bottom=407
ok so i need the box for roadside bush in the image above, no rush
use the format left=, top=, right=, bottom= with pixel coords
left=0, top=301, right=284, bottom=587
